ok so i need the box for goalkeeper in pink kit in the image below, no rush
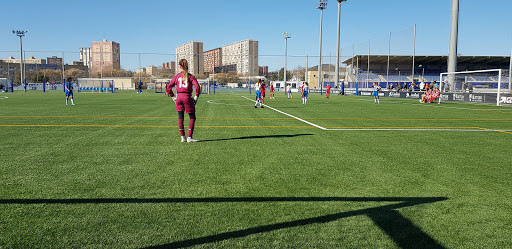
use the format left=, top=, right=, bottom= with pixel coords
left=166, top=59, right=201, bottom=143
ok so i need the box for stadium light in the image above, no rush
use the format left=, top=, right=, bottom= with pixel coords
left=316, top=0, right=327, bottom=91
left=335, top=0, right=347, bottom=88
left=283, top=32, right=291, bottom=91
left=12, top=30, right=27, bottom=85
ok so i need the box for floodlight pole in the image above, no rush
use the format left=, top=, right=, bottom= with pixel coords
left=447, top=0, right=459, bottom=91
left=12, top=30, right=27, bottom=85
left=317, top=0, right=327, bottom=92
left=283, top=32, right=291, bottom=93
left=387, top=32, right=391, bottom=86
left=305, top=54, right=308, bottom=82
left=412, top=24, right=416, bottom=85
left=509, top=42, right=511, bottom=92
left=335, top=0, right=346, bottom=89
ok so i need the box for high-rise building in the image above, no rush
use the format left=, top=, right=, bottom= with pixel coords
left=47, top=56, right=63, bottom=65
left=161, top=61, right=175, bottom=73
left=259, top=66, right=269, bottom=76
left=203, top=48, right=222, bottom=74
left=175, top=41, right=204, bottom=75
left=90, top=40, right=120, bottom=76
left=146, top=65, right=158, bottom=76
left=222, top=39, right=258, bottom=76
left=79, top=47, right=91, bottom=68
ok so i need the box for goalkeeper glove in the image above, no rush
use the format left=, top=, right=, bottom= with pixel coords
left=193, top=96, right=198, bottom=105
left=171, top=97, right=177, bottom=103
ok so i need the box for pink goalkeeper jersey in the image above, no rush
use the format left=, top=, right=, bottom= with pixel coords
left=166, top=72, right=201, bottom=97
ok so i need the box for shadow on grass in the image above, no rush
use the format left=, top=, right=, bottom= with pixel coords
left=2, top=197, right=447, bottom=248
left=200, top=133, right=314, bottom=142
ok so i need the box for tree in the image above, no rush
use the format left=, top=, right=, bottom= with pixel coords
left=13, top=71, right=21, bottom=84
left=42, top=69, right=63, bottom=83
left=65, top=68, right=85, bottom=80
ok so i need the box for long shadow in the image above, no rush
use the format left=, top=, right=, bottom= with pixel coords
left=2, top=197, right=447, bottom=248
left=200, top=133, right=314, bottom=142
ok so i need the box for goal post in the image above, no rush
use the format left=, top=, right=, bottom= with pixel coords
left=440, top=69, right=511, bottom=106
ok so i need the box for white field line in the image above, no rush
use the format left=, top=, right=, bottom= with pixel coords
left=242, top=96, right=512, bottom=133
left=242, top=96, right=327, bottom=130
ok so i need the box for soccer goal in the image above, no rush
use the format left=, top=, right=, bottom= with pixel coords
left=77, top=78, right=114, bottom=93
left=440, top=69, right=511, bottom=106
left=154, top=81, right=168, bottom=93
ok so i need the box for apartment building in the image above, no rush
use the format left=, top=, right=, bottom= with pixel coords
left=47, top=56, right=63, bottom=65
left=221, top=39, right=258, bottom=76
left=79, top=47, right=91, bottom=68
left=203, top=48, right=222, bottom=74
left=91, top=40, right=121, bottom=76
left=175, top=41, right=204, bottom=75
left=161, top=61, right=175, bottom=73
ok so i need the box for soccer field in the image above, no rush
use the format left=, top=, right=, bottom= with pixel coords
left=1, top=90, right=511, bottom=248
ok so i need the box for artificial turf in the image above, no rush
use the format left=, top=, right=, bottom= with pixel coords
left=0, top=90, right=511, bottom=248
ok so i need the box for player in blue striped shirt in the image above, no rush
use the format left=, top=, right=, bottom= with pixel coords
left=65, top=77, right=75, bottom=106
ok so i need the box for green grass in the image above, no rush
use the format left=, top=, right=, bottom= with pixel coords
left=1, top=90, right=511, bottom=248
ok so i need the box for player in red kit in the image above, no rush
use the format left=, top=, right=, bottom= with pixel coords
left=166, top=59, right=201, bottom=143
left=325, top=85, right=331, bottom=99
left=261, top=80, right=266, bottom=104
left=270, top=83, right=275, bottom=99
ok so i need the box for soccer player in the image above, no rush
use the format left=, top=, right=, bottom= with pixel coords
left=261, top=79, right=266, bottom=104
left=372, top=82, right=381, bottom=104
left=325, top=84, right=331, bottom=99
left=270, top=83, right=275, bottom=99
left=166, top=59, right=201, bottom=143
left=302, top=82, right=309, bottom=104
left=65, top=77, right=75, bottom=106
left=138, top=81, right=142, bottom=94
left=287, top=84, right=292, bottom=99
left=254, top=79, right=264, bottom=108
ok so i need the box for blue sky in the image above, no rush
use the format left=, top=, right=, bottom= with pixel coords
left=2, top=0, right=511, bottom=71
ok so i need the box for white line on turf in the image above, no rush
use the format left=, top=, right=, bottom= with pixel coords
left=242, top=96, right=327, bottom=130
left=242, top=96, right=512, bottom=133
left=0, top=96, right=8, bottom=99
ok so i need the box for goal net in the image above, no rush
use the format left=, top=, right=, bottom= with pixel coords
left=77, top=79, right=114, bottom=93
left=440, top=69, right=511, bottom=106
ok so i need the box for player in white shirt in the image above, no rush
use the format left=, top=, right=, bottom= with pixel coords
left=302, top=82, right=309, bottom=104
left=254, top=79, right=264, bottom=108
left=286, top=84, right=293, bottom=99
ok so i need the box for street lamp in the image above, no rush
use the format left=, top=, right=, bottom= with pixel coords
left=335, top=0, right=347, bottom=89
left=316, top=0, right=327, bottom=91
left=12, top=30, right=27, bottom=85
left=283, top=32, right=291, bottom=91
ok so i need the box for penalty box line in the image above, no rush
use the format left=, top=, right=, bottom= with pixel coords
left=242, top=96, right=327, bottom=130
left=241, top=96, right=512, bottom=134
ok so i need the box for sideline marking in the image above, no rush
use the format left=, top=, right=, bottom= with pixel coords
left=242, top=96, right=327, bottom=130
left=0, top=96, right=8, bottom=99
left=2, top=115, right=512, bottom=122
left=0, top=124, right=314, bottom=128
left=1, top=124, right=511, bottom=133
